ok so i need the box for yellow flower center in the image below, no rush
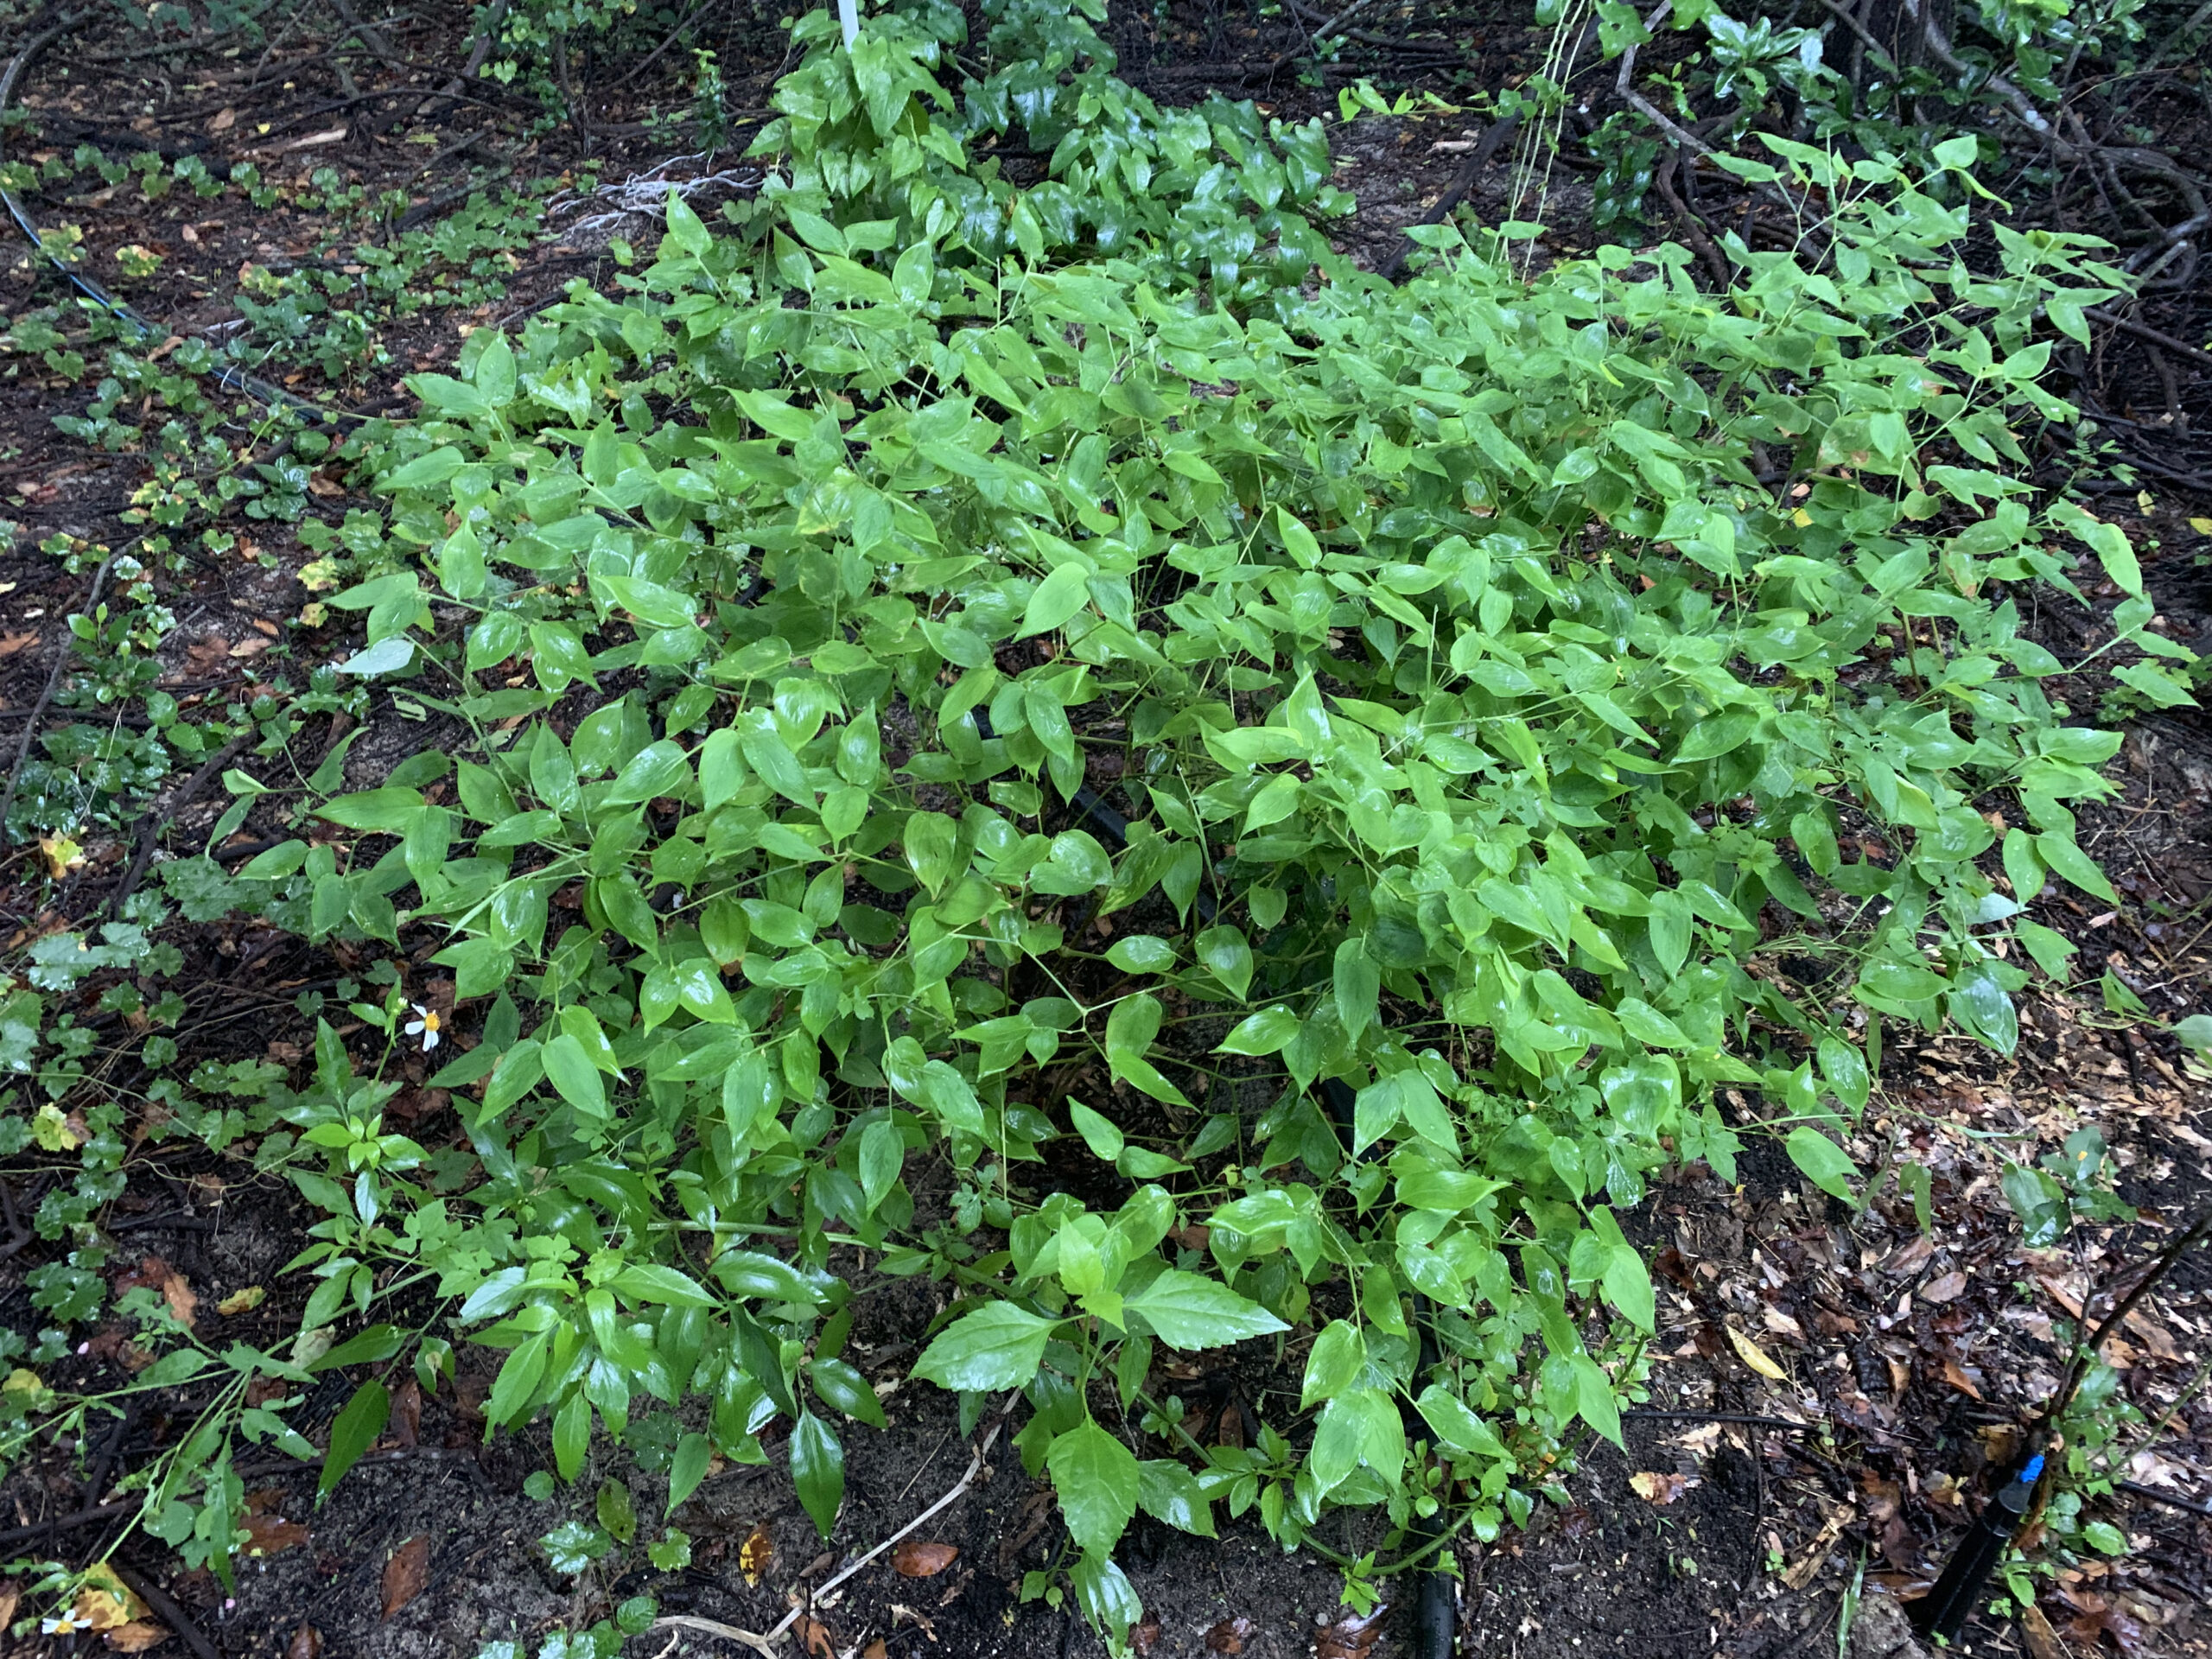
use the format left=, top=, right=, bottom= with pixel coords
left=422, top=1010, right=441, bottom=1033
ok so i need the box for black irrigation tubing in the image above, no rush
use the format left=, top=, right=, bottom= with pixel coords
left=2118, top=1479, right=2212, bottom=1519
left=1318, top=1075, right=1454, bottom=1659
left=1, top=11, right=367, bottom=429
left=983, top=713, right=1449, bottom=1651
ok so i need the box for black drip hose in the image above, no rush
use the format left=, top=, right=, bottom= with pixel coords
left=1322, top=1076, right=1457, bottom=1659
left=1, top=12, right=363, bottom=426
left=964, top=702, right=1442, bottom=1643
left=963, top=706, right=1221, bottom=924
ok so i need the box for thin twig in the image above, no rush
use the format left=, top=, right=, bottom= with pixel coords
left=651, top=1405, right=1013, bottom=1655
left=107, top=1562, right=219, bottom=1659
left=1624, top=1408, right=1819, bottom=1431
left=106, top=731, right=252, bottom=917
left=2088, top=308, right=2212, bottom=373
left=324, top=0, right=410, bottom=76
left=0, top=549, right=119, bottom=847
left=2040, top=1206, right=2212, bottom=1441
left=602, top=0, right=712, bottom=92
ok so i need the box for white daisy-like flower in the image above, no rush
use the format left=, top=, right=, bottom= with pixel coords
left=404, top=1003, right=442, bottom=1052
left=41, top=1611, right=82, bottom=1636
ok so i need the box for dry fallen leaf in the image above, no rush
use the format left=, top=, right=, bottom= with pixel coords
left=72, top=1567, right=147, bottom=1632
left=1315, top=1606, right=1385, bottom=1659
left=1941, top=1359, right=1984, bottom=1400
left=0, top=632, right=37, bottom=657
left=1630, top=1471, right=1694, bottom=1505
left=797, top=1615, right=835, bottom=1659
left=862, top=1643, right=887, bottom=1659
left=1784, top=1512, right=1848, bottom=1591
left=1726, top=1325, right=1789, bottom=1380
left=1884, top=1234, right=1934, bottom=1275
left=2019, top=1604, right=2067, bottom=1659
left=102, top=1621, right=168, bottom=1652
left=1921, top=1270, right=1968, bottom=1304
left=390, top=1378, right=422, bottom=1449
left=242, top=1513, right=309, bottom=1556
left=0, top=1582, right=18, bottom=1628
left=1206, top=1615, right=1254, bottom=1653
left=160, top=1270, right=197, bottom=1330
left=209, top=107, right=236, bottom=131
left=382, top=1534, right=430, bottom=1618
left=739, top=1522, right=773, bottom=1586
left=892, top=1541, right=958, bottom=1578
left=1130, top=1614, right=1163, bottom=1656
left=286, top=1626, right=323, bottom=1659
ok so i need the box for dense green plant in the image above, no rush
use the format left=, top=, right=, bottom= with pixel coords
left=0, top=3, right=2196, bottom=1647
left=187, top=16, right=2183, bottom=1643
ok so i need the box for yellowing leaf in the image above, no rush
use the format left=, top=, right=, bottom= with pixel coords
left=218, top=1286, right=267, bottom=1317
left=1630, top=1471, right=1693, bottom=1504
left=38, top=834, right=84, bottom=880
left=31, top=1103, right=82, bottom=1152
left=73, top=1567, right=148, bottom=1632
left=739, top=1522, right=773, bottom=1586
left=2190, top=518, right=2212, bottom=536
left=1726, top=1325, right=1788, bottom=1381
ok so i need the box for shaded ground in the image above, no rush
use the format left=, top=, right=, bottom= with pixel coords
left=1, top=2, right=2210, bottom=1656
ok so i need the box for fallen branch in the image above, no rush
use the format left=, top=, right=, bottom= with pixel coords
left=1612, top=3, right=1805, bottom=227
left=1651, top=147, right=1732, bottom=289
left=324, top=0, right=410, bottom=77
left=106, top=731, right=252, bottom=917
left=107, top=1562, right=218, bottom=1659
left=2037, top=1205, right=2212, bottom=1444
left=1378, top=110, right=1521, bottom=280
left=0, top=547, right=121, bottom=848
left=2086, top=308, right=2212, bottom=373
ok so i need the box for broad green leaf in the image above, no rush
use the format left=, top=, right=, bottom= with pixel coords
left=911, top=1303, right=1059, bottom=1391
left=1069, top=1098, right=1125, bottom=1160
left=1046, top=1420, right=1140, bottom=1554
left=810, top=1356, right=887, bottom=1428
left=667, top=1432, right=712, bottom=1516
left=1785, top=1127, right=1859, bottom=1201
left=1300, top=1319, right=1365, bottom=1409
left=1125, top=1269, right=1287, bottom=1349
left=1217, top=1005, right=1300, bottom=1054
left=543, top=1033, right=608, bottom=1119
left=319, top=1379, right=389, bottom=1497
left=790, top=1410, right=844, bottom=1537
left=1020, top=562, right=1092, bottom=638
left=858, top=1118, right=905, bottom=1213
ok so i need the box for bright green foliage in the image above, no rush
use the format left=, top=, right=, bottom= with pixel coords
left=244, top=12, right=2193, bottom=1643
left=0, top=1, right=2190, bottom=1643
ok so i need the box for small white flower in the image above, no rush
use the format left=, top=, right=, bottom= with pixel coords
left=404, top=1003, right=442, bottom=1052
left=41, top=1611, right=82, bottom=1636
